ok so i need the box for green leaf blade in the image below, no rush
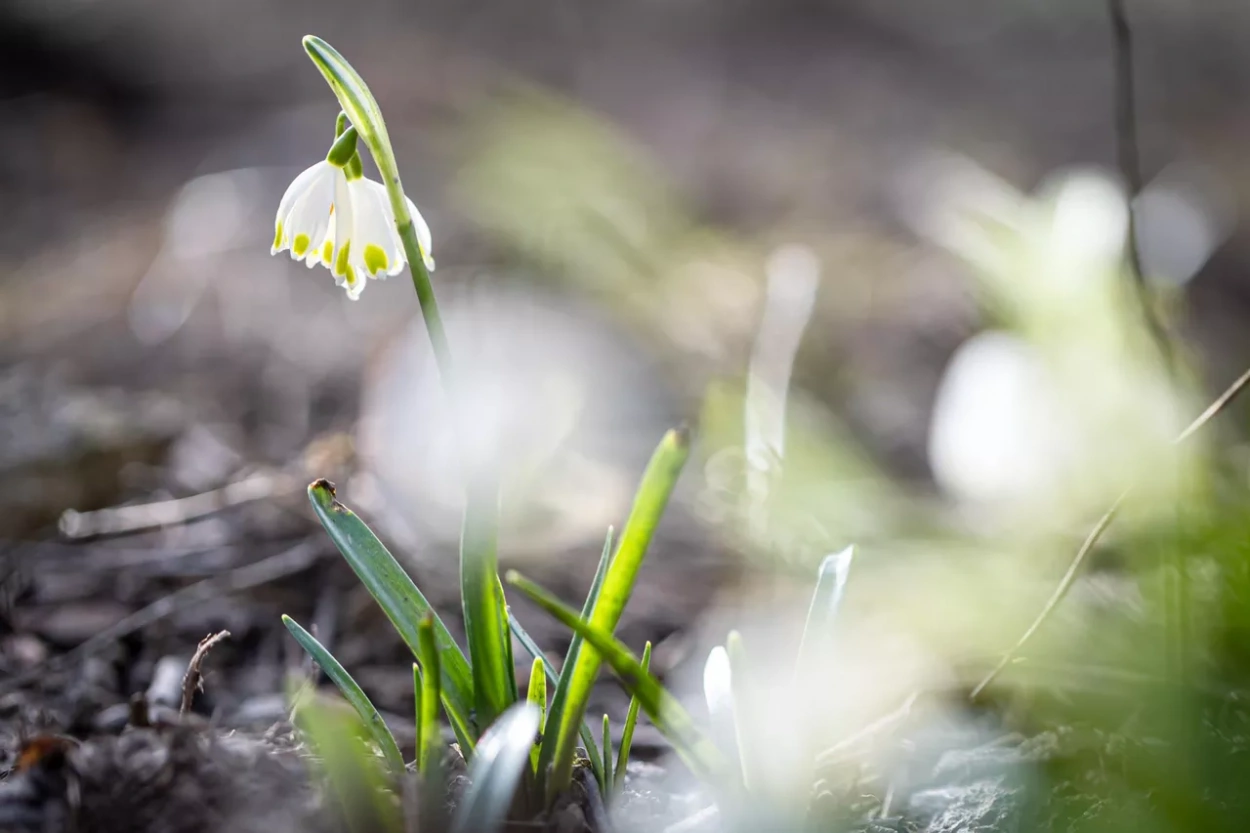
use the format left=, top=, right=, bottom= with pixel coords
left=549, top=429, right=690, bottom=791
left=307, top=480, right=476, bottom=738
left=416, top=617, right=445, bottom=774
left=282, top=615, right=405, bottom=777
left=461, top=473, right=517, bottom=730
left=508, top=613, right=603, bottom=791
left=525, top=657, right=546, bottom=772
left=601, top=713, right=613, bottom=798
left=507, top=571, right=729, bottom=786
left=295, top=694, right=402, bottom=832
left=614, top=640, right=651, bottom=791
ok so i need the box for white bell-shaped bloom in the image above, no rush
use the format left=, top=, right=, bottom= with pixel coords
left=272, top=160, right=435, bottom=300
left=344, top=178, right=436, bottom=286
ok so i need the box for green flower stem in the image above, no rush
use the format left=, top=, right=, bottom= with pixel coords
left=303, top=36, right=516, bottom=751
left=398, top=221, right=453, bottom=379
left=302, top=34, right=453, bottom=387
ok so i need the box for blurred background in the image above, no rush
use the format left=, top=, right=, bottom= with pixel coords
left=6, top=0, right=1250, bottom=829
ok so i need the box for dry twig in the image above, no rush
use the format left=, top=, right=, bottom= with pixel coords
left=1109, top=0, right=1173, bottom=369
left=58, top=472, right=295, bottom=539
left=180, top=629, right=231, bottom=715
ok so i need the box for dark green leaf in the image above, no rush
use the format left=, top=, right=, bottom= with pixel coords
left=416, top=617, right=444, bottom=774
left=461, top=472, right=518, bottom=728
left=548, top=428, right=689, bottom=791
left=307, top=480, right=476, bottom=739
left=282, top=615, right=404, bottom=776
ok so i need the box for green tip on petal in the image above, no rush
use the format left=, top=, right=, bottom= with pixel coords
left=293, top=233, right=311, bottom=257
left=272, top=221, right=284, bottom=252
left=321, top=240, right=333, bottom=265
left=363, top=243, right=389, bottom=276
left=334, top=240, right=352, bottom=276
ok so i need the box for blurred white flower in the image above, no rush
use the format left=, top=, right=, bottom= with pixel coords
left=271, top=159, right=434, bottom=299
left=928, top=331, right=1065, bottom=512
left=702, top=645, right=734, bottom=724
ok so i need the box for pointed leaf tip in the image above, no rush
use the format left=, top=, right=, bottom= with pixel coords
left=818, top=545, right=854, bottom=584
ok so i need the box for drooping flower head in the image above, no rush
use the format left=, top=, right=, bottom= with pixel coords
left=272, top=123, right=434, bottom=299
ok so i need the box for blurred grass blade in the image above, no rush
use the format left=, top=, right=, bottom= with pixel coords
left=744, top=246, right=820, bottom=537
left=507, top=571, right=729, bottom=784
left=416, top=617, right=444, bottom=774
left=796, top=546, right=854, bottom=675
left=549, top=428, right=690, bottom=791
left=535, top=526, right=613, bottom=793
left=412, top=663, right=422, bottom=763
left=613, top=640, right=650, bottom=791
left=508, top=613, right=603, bottom=787
left=307, top=480, right=476, bottom=738
left=281, top=615, right=404, bottom=777
left=451, top=703, right=542, bottom=833
left=525, top=657, right=546, bottom=772
left=295, top=693, right=402, bottom=833
left=461, top=472, right=518, bottom=728
left=601, top=714, right=613, bottom=797
left=725, top=631, right=755, bottom=790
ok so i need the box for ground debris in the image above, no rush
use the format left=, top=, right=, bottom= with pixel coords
left=0, top=724, right=339, bottom=833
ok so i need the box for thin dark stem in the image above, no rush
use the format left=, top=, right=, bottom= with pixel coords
left=1109, top=0, right=1173, bottom=369
left=1109, top=0, right=1189, bottom=679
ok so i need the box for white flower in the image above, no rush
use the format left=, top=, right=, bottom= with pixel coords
left=272, top=161, right=435, bottom=300
left=345, top=178, right=436, bottom=283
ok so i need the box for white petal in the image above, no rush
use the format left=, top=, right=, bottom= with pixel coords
left=349, top=179, right=401, bottom=279
left=330, top=170, right=354, bottom=279
left=272, top=163, right=323, bottom=253
left=298, top=179, right=336, bottom=266
left=358, top=180, right=406, bottom=277
left=273, top=162, right=333, bottom=255
left=279, top=164, right=335, bottom=263
left=366, top=180, right=435, bottom=272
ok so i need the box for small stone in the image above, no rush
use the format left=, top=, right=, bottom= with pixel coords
left=4, top=634, right=48, bottom=667
left=909, top=779, right=1021, bottom=833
